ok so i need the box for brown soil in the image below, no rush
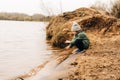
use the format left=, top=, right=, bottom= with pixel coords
left=46, top=7, right=120, bottom=80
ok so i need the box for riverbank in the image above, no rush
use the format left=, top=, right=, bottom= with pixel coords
left=46, top=7, right=120, bottom=80
left=12, top=7, right=120, bottom=80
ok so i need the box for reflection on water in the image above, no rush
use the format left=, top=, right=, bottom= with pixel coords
left=0, top=21, right=52, bottom=80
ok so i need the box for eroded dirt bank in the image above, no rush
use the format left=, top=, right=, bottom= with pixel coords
left=46, top=7, right=120, bottom=80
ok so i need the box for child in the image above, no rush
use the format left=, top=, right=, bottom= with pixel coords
left=65, top=22, right=90, bottom=53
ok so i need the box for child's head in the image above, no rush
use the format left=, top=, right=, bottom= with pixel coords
left=71, top=21, right=81, bottom=32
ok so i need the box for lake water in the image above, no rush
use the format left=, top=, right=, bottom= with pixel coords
left=0, top=21, right=53, bottom=80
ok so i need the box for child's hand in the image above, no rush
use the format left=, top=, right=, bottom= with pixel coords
left=65, top=40, right=71, bottom=44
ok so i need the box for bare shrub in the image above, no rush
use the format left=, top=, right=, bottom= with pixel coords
left=111, top=0, right=120, bottom=18
left=91, top=0, right=115, bottom=13
left=90, top=0, right=120, bottom=18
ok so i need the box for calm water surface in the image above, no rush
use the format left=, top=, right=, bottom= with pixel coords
left=0, top=21, right=52, bottom=80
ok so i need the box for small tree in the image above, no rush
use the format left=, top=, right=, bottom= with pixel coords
left=40, top=0, right=63, bottom=16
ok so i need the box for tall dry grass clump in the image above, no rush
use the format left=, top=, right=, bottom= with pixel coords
left=46, top=8, right=120, bottom=48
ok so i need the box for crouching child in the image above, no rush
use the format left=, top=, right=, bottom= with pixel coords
left=65, top=22, right=90, bottom=54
